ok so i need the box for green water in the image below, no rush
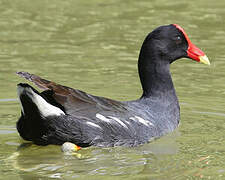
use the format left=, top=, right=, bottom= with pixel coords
left=0, top=0, right=224, bottom=179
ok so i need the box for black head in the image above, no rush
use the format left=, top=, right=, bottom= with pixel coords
left=139, top=24, right=210, bottom=65
left=140, top=24, right=189, bottom=64
left=138, top=24, right=209, bottom=97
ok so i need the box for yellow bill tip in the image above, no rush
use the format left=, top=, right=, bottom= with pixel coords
left=199, top=55, right=210, bottom=65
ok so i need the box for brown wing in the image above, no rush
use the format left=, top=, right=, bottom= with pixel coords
left=16, top=72, right=127, bottom=115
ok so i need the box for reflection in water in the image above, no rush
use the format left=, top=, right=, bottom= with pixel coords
left=0, top=0, right=225, bottom=179
left=5, top=134, right=178, bottom=179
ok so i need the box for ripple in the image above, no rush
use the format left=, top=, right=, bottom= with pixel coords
left=0, top=130, right=16, bottom=134
left=0, top=99, right=18, bottom=102
left=192, top=111, right=225, bottom=117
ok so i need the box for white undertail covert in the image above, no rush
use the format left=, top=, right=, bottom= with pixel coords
left=17, top=85, right=65, bottom=117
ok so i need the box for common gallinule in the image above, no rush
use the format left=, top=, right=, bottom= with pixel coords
left=16, top=24, right=210, bottom=148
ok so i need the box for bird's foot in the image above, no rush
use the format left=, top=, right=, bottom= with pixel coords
left=61, top=142, right=81, bottom=153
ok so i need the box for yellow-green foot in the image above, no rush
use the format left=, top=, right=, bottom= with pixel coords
left=61, top=142, right=81, bottom=153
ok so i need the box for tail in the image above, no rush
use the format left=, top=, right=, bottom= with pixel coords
left=17, top=83, right=65, bottom=117
left=16, top=71, right=73, bottom=108
left=16, top=72, right=53, bottom=91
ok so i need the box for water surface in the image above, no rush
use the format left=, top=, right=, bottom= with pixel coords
left=0, top=0, right=225, bottom=179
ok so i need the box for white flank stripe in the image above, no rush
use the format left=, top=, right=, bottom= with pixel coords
left=96, top=113, right=110, bottom=123
left=129, top=116, right=154, bottom=127
left=134, top=116, right=150, bottom=126
left=108, top=116, right=128, bottom=129
left=96, top=113, right=128, bottom=129
left=86, top=122, right=102, bottom=129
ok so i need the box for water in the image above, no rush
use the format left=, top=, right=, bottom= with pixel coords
left=0, top=0, right=225, bottom=179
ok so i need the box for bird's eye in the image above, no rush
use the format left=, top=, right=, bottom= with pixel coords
left=175, top=36, right=182, bottom=44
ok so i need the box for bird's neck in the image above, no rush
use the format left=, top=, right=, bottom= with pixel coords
left=138, top=45, right=176, bottom=99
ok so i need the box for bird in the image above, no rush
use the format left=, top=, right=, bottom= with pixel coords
left=16, top=24, right=210, bottom=149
